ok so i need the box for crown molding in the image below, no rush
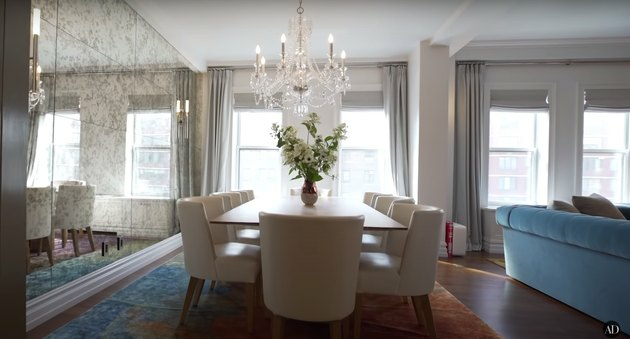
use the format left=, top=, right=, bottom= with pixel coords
left=466, top=38, right=630, bottom=48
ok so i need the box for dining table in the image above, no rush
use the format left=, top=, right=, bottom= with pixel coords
left=209, top=196, right=407, bottom=230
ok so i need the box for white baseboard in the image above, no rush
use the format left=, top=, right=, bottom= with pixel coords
left=26, top=234, right=182, bottom=331
left=483, top=240, right=504, bottom=254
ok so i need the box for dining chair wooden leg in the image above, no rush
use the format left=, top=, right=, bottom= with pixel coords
left=192, top=279, right=205, bottom=307
left=330, top=320, right=343, bottom=339
left=61, top=229, right=67, bottom=248
left=46, top=236, right=54, bottom=266
left=86, top=227, right=96, bottom=251
left=70, top=229, right=80, bottom=257
left=26, top=242, right=31, bottom=274
left=271, top=314, right=284, bottom=339
left=209, top=280, right=217, bottom=291
left=353, top=294, right=362, bottom=339
left=342, top=315, right=351, bottom=339
left=245, top=282, right=255, bottom=333
left=179, top=276, right=199, bottom=325
left=37, top=238, right=43, bottom=256
left=412, top=294, right=437, bottom=339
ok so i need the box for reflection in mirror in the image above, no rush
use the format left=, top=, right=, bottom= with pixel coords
left=26, top=0, right=196, bottom=302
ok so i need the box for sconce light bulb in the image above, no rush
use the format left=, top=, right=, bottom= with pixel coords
left=32, top=8, right=41, bottom=36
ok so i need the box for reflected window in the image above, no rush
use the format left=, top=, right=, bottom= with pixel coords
left=126, top=110, right=171, bottom=197
left=233, top=109, right=282, bottom=195
left=29, top=111, right=81, bottom=187
left=582, top=110, right=629, bottom=202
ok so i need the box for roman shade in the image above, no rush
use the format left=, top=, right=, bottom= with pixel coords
left=341, top=91, right=383, bottom=109
left=584, top=89, right=630, bottom=110
left=490, top=89, right=549, bottom=109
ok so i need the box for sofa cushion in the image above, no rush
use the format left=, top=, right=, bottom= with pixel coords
left=572, top=193, right=626, bottom=220
left=548, top=200, right=579, bottom=213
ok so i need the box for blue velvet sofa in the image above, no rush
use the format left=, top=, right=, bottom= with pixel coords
left=496, top=204, right=630, bottom=332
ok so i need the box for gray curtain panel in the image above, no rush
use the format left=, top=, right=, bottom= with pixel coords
left=383, top=65, right=410, bottom=197
left=201, top=68, right=233, bottom=195
left=453, top=63, right=485, bottom=251
left=173, top=69, right=195, bottom=200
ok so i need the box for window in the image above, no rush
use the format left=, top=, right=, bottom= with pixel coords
left=582, top=110, right=629, bottom=202
left=338, top=109, right=392, bottom=199
left=30, top=112, right=81, bottom=187
left=233, top=109, right=282, bottom=196
left=487, top=107, right=549, bottom=205
left=126, top=110, right=171, bottom=197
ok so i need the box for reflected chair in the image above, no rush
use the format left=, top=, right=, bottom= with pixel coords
left=53, top=184, right=96, bottom=257
left=354, top=204, right=444, bottom=339
left=177, top=196, right=261, bottom=332
left=259, top=212, right=364, bottom=339
left=26, top=187, right=54, bottom=272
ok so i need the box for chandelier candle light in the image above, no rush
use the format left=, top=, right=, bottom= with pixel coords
left=250, top=0, right=350, bottom=116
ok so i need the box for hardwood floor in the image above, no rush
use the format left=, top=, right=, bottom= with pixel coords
left=27, top=250, right=627, bottom=338
left=437, top=252, right=628, bottom=339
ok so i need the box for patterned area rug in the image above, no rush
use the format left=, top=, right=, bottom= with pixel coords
left=46, top=254, right=501, bottom=338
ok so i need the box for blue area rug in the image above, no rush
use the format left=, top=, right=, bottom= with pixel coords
left=46, top=254, right=500, bottom=338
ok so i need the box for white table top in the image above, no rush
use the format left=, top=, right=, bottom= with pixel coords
left=210, top=196, right=407, bottom=230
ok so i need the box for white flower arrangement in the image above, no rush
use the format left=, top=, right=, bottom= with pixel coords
left=271, top=112, right=347, bottom=183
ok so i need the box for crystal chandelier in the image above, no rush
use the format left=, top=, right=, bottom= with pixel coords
left=29, top=8, right=45, bottom=112
left=250, top=0, right=350, bottom=116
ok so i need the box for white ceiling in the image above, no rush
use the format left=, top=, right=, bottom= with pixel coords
left=124, top=0, right=630, bottom=71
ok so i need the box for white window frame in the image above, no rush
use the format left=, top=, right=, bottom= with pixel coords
left=231, top=108, right=282, bottom=195
left=485, top=106, right=549, bottom=206
left=581, top=109, right=630, bottom=202
left=337, top=108, right=393, bottom=199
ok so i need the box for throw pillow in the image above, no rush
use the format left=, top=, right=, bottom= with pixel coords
left=572, top=193, right=626, bottom=219
left=547, top=200, right=580, bottom=213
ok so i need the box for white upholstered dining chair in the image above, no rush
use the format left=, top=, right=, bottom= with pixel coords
left=373, top=195, right=415, bottom=215
left=215, top=191, right=260, bottom=245
left=259, top=212, right=365, bottom=339
left=26, top=187, right=54, bottom=272
left=354, top=203, right=444, bottom=339
left=53, top=184, right=96, bottom=257
left=177, top=196, right=261, bottom=332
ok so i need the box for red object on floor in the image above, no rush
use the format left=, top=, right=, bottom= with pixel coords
left=446, top=221, right=454, bottom=257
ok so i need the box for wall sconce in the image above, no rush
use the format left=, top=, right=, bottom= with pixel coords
left=176, top=99, right=189, bottom=140
left=29, top=8, right=45, bottom=112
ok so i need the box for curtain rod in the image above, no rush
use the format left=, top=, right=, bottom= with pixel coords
left=457, top=58, right=630, bottom=66
left=208, top=61, right=407, bottom=71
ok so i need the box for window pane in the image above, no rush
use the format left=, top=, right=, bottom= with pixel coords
left=582, top=152, right=624, bottom=201
left=53, top=114, right=81, bottom=145
left=339, top=149, right=383, bottom=198
left=238, top=110, right=281, bottom=147
left=134, top=113, right=171, bottom=146
left=341, top=110, right=387, bottom=148
left=238, top=149, right=281, bottom=195
left=52, top=113, right=81, bottom=181
left=488, top=151, right=533, bottom=203
left=583, top=112, right=627, bottom=149
left=489, top=110, right=535, bottom=148
left=132, top=149, right=170, bottom=196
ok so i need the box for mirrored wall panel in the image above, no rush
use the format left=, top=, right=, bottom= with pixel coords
left=27, top=0, right=196, bottom=300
